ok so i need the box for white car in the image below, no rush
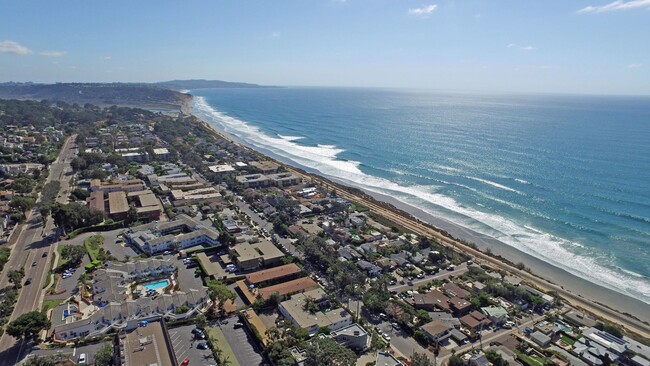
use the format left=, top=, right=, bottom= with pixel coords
left=78, top=353, right=87, bottom=364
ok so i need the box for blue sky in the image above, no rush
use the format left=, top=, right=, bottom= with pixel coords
left=1, top=0, right=649, bottom=94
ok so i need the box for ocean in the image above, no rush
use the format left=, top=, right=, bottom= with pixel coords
left=192, top=87, right=650, bottom=304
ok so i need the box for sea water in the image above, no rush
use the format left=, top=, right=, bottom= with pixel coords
left=192, top=87, right=650, bottom=304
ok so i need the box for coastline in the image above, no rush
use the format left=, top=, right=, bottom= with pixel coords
left=365, top=190, right=650, bottom=323
left=186, top=103, right=650, bottom=335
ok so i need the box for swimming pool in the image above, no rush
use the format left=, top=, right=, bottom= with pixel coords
left=142, top=279, right=170, bottom=291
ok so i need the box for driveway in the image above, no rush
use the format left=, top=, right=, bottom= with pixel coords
left=28, top=341, right=109, bottom=364
left=373, top=320, right=433, bottom=360
left=170, top=256, right=204, bottom=291
left=66, top=229, right=137, bottom=261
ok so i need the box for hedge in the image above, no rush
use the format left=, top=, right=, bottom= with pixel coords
left=67, top=221, right=125, bottom=239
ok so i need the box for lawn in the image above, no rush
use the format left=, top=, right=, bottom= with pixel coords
left=561, top=335, right=577, bottom=346
left=350, top=202, right=369, bottom=212
left=56, top=244, right=68, bottom=267
left=206, top=326, right=240, bottom=366
left=515, top=350, right=547, bottom=366
left=84, top=234, right=103, bottom=262
left=41, top=299, right=63, bottom=314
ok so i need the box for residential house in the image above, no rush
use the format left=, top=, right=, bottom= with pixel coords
left=330, top=324, right=371, bottom=351
left=278, top=288, right=352, bottom=336
left=481, top=306, right=508, bottom=325
left=357, top=260, right=382, bottom=277
left=421, top=320, right=452, bottom=343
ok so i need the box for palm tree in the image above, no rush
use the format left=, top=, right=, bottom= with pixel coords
left=302, top=296, right=318, bottom=313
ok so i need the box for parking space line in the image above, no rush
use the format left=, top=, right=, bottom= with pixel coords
left=177, top=350, right=187, bottom=360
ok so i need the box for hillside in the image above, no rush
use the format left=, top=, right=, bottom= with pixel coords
left=155, top=79, right=276, bottom=90
left=0, top=82, right=191, bottom=112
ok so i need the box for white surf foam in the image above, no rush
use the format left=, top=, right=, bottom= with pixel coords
left=193, top=97, right=650, bottom=304
left=468, top=176, right=524, bottom=195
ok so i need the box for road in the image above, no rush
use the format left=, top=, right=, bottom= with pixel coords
left=234, top=200, right=303, bottom=259
left=296, top=173, right=650, bottom=338
left=0, top=135, right=77, bottom=366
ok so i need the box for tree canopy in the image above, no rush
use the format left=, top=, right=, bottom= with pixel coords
left=94, top=343, right=114, bottom=366
left=8, top=268, right=25, bottom=288
left=6, top=311, right=51, bottom=339
left=304, top=337, right=357, bottom=366
left=206, top=279, right=236, bottom=316
left=51, top=202, right=104, bottom=232
left=412, top=352, right=434, bottom=366
left=60, top=244, right=87, bottom=265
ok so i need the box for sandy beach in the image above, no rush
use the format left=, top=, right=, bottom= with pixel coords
left=189, top=108, right=650, bottom=335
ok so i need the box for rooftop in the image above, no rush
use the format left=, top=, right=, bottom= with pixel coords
left=108, top=191, right=129, bottom=214
left=258, top=277, right=319, bottom=300
left=422, top=320, right=452, bottom=337
left=246, top=263, right=302, bottom=285
left=119, top=320, right=175, bottom=366
left=280, top=289, right=351, bottom=330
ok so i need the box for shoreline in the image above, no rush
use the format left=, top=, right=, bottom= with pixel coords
left=185, top=102, right=650, bottom=335
left=365, top=190, right=650, bottom=322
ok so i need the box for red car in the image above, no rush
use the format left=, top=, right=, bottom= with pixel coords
left=180, top=358, right=190, bottom=366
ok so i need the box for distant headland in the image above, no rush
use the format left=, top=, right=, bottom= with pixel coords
left=0, top=79, right=276, bottom=113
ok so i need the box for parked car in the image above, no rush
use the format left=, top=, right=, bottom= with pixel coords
left=78, top=353, right=86, bottom=364
left=197, top=342, right=209, bottom=350
left=391, top=322, right=400, bottom=330
left=382, top=333, right=391, bottom=341
left=234, top=322, right=244, bottom=328
left=42, top=252, right=48, bottom=257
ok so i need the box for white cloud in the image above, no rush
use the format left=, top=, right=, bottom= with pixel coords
left=270, top=32, right=281, bottom=38
left=103, top=56, right=112, bottom=60
left=408, top=4, right=438, bottom=16
left=507, top=43, right=536, bottom=51
left=578, top=0, right=650, bottom=13
left=627, top=63, right=642, bottom=68
left=40, top=50, right=66, bottom=57
left=0, top=40, right=32, bottom=55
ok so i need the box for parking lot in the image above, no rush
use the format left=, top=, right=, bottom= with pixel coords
left=219, top=315, right=267, bottom=366
left=168, top=324, right=215, bottom=366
